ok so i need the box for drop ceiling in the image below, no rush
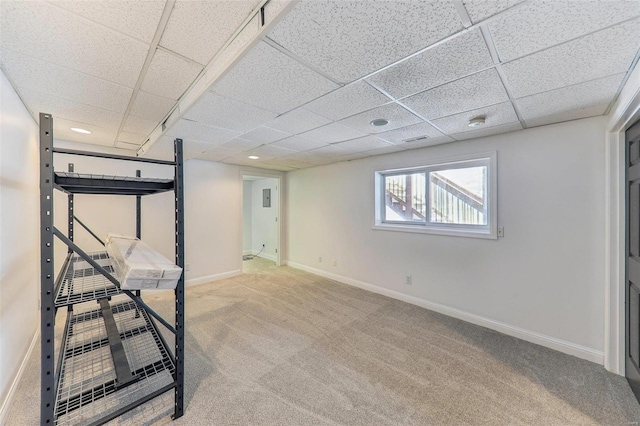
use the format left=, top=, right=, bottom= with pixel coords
left=1, top=0, right=639, bottom=172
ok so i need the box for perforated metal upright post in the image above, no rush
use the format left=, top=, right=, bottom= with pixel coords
left=40, top=113, right=55, bottom=425
left=173, top=138, right=185, bottom=419
left=136, top=170, right=141, bottom=239
left=68, top=163, right=74, bottom=253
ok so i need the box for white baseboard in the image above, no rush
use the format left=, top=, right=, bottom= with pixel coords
left=243, top=250, right=252, bottom=256
left=186, top=270, right=242, bottom=287
left=286, top=261, right=604, bottom=364
left=0, top=329, right=39, bottom=425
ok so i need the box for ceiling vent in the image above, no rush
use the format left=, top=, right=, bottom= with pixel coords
left=402, top=135, right=429, bottom=143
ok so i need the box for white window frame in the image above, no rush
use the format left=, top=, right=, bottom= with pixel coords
left=373, top=152, right=498, bottom=239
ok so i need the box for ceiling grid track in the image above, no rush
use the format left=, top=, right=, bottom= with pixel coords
left=113, top=0, right=176, bottom=147
left=479, top=24, right=528, bottom=129
left=262, top=36, right=345, bottom=86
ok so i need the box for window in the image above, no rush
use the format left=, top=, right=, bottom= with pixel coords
left=374, top=153, right=497, bottom=239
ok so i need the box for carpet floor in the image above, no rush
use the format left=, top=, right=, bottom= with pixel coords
left=6, top=257, right=640, bottom=425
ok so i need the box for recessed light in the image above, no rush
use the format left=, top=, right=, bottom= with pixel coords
left=248, top=155, right=259, bottom=160
left=370, top=119, right=389, bottom=127
left=70, top=127, right=92, bottom=134
left=468, top=116, right=486, bottom=127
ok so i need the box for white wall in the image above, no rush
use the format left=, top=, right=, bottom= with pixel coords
left=242, top=180, right=253, bottom=254
left=286, top=116, right=607, bottom=362
left=250, top=178, right=278, bottom=261
left=184, top=159, right=245, bottom=284
left=0, top=70, right=40, bottom=421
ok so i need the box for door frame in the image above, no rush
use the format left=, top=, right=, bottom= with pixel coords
left=240, top=169, right=284, bottom=266
left=605, top=62, right=640, bottom=375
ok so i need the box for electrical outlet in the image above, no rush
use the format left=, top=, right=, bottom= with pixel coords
left=333, top=259, right=337, bottom=266
left=317, top=256, right=322, bottom=263
left=185, top=263, right=190, bottom=272
left=497, top=227, right=504, bottom=238
left=405, top=275, right=412, bottom=285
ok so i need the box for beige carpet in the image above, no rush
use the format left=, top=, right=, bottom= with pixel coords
left=6, top=257, right=640, bottom=425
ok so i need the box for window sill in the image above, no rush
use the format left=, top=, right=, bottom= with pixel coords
left=372, top=223, right=497, bottom=240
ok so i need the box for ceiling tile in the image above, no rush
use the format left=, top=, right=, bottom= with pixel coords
left=501, top=19, right=640, bottom=98
left=182, top=140, right=224, bottom=157
left=402, top=69, right=509, bottom=119
left=19, top=86, right=123, bottom=129
left=306, top=144, right=351, bottom=158
left=0, top=1, right=148, bottom=87
left=270, top=136, right=328, bottom=152
left=367, top=29, right=494, bottom=99
left=166, top=119, right=242, bottom=145
left=299, top=122, right=369, bottom=144
left=221, top=156, right=261, bottom=167
left=431, top=101, right=518, bottom=135
left=333, top=135, right=394, bottom=152
left=0, top=49, right=132, bottom=113
left=123, top=115, right=157, bottom=135
left=377, top=122, right=444, bottom=144
left=219, top=138, right=264, bottom=152
left=489, top=1, right=640, bottom=62
left=462, top=0, right=524, bottom=24
left=364, top=144, right=407, bottom=157
left=338, top=103, right=422, bottom=134
left=452, top=122, right=523, bottom=141
left=335, top=152, right=372, bottom=162
left=212, top=41, right=339, bottom=114
left=199, top=147, right=238, bottom=162
left=524, top=104, right=609, bottom=129
left=398, top=134, right=455, bottom=150
left=49, top=0, right=165, bottom=44
left=263, top=157, right=315, bottom=169
left=183, top=92, right=278, bottom=132
left=114, top=141, right=139, bottom=150
left=160, top=0, right=262, bottom=65
left=267, top=0, right=463, bottom=83
left=303, top=81, right=391, bottom=121
left=130, top=90, right=175, bottom=122
left=277, top=152, right=333, bottom=165
left=240, top=126, right=291, bottom=144
left=265, top=108, right=332, bottom=135
left=117, top=132, right=146, bottom=145
left=244, top=145, right=298, bottom=160
left=141, top=49, right=203, bottom=100
left=516, top=74, right=624, bottom=123
left=52, top=117, right=118, bottom=147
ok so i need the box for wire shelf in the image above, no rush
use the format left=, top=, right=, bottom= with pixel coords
left=55, top=252, right=121, bottom=308
left=55, top=172, right=174, bottom=196
left=55, top=300, right=175, bottom=426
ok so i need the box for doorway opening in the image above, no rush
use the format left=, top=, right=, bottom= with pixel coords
left=242, top=174, right=281, bottom=273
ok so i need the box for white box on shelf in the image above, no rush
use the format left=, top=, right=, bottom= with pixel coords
left=106, top=234, right=182, bottom=290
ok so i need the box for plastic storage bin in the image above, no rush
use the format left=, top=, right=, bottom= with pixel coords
left=106, top=234, right=182, bottom=290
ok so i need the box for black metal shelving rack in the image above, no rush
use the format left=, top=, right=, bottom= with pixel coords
left=39, top=113, right=185, bottom=425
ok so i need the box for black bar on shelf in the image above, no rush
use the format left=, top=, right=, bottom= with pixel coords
left=173, top=138, right=185, bottom=419
left=99, top=298, right=136, bottom=387
left=52, top=228, right=176, bottom=334
left=74, top=215, right=106, bottom=246
left=53, top=147, right=176, bottom=165
left=39, top=112, right=56, bottom=425
left=54, top=309, right=72, bottom=398
left=53, top=252, right=73, bottom=302
left=85, top=382, right=177, bottom=426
